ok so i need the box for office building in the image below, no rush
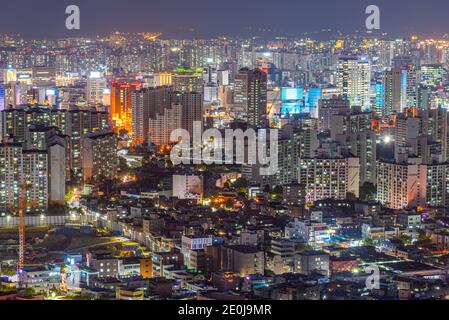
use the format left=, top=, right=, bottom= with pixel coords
left=336, top=56, right=371, bottom=109
left=86, top=74, right=108, bottom=105
left=234, top=68, right=268, bottom=127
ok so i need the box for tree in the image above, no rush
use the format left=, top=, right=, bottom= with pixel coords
left=269, top=185, right=284, bottom=201
left=24, top=288, right=35, bottom=296
left=265, top=269, right=275, bottom=276
left=0, top=267, right=16, bottom=276
left=69, top=294, right=93, bottom=300
left=48, top=203, right=67, bottom=215
left=397, top=233, right=413, bottom=245
left=295, top=243, right=313, bottom=253
left=363, top=237, right=374, bottom=247
left=360, top=182, right=376, bottom=201
left=273, top=185, right=283, bottom=195
left=417, top=229, right=430, bottom=242
left=346, top=192, right=358, bottom=201
left=0, top=285, right=16, bottom=293
left=263, top=184, right=272, bottom=194
left=65, top=189, right=73, bottom=204
left=233, top=178, right=249, bottom=194
left=119, top=129, right=128, bottom=138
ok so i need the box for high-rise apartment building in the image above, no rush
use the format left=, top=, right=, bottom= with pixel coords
left=0, top=142, right=51, bottom=213
left=82, top=131, right=118, bottom=182
left=148, top=104, right=182, bottom=147
left=87, top=74, right=107, bottom=105
left=1, top=106, right=109, bottom=181
left=330, top=107, right=376, bottom=185
left=172, top=91, right=203, bottom=136
left=336, top=56, right=371, bottom=109
left=376, top=161, right=426, bottom=210
left=425, top=164, right=449, bottom=208
left=298, top=157, right=360, bottom=202
left=131, top=85, right=173, bottom=145
left=317, top=96, right=350, bottom=133
left=383, top=67, right=403, bottom=115
left=234, top=68, right=268, bottom=127
left=110, top=81, right=142, bottom=134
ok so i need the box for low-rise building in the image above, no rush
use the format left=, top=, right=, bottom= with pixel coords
left=295, top=251, right=330, bottom=276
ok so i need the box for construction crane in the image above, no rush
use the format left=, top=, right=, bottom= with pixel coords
left=17, top=183, right=31, bottom=286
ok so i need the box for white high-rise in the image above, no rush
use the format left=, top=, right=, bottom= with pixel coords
left=376, top=161, right=426, bottom=210
left=86, top=73, right=107, bottom=105
left=298, top=157, right=360, bottom=202
left=336, top=56, right=371, bottom=109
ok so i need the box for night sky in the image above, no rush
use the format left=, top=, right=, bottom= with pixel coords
left=1, top=0, right=449, bottom=39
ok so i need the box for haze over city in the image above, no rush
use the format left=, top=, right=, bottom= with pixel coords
left=1, top=0, right=449, bottom=39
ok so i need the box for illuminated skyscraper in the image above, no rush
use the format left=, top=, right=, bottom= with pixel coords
left=154, top=72, right=173, bottom=87
left=336, top=56, right=371, bottom=109
left=86, top=73, right=107, bottom=105
left=234, top=68, right=268, bottom=127
left=420, top=64, right=448, bottom=88
left=376, top=162, right=426, bottom=210
left=404, top=65, right=418, bottom=108
left=110, top=81, right=142, bottom=134
left=173, top=91, right=203, bottom=136
left=298, top=157, right=360, bottom=202
left=0, top=142, right=21, bottom=212
left=148, top=104, right=183, bottom=147
left=383, top=67, right=405, bottom=115
left=131, top=85, right=173, bottom=145
left=0, top=84, right=4, bottom=112
left=82, top=131, right=118, bottom=183
left=0, top=141, right=49, bottom=213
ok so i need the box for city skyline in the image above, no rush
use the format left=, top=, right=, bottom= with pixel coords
left=2, top=0, right=449, bottom=304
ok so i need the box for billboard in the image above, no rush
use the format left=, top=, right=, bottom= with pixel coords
left=280, top=87, right=321, bottom=116
left=281, top=103, right=306, bottom=115
left=307, top=87, right=321, bottom=107
left=281, top=87, right=303, bottom=101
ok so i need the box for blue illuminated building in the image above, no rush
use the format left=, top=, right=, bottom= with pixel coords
left=0, top=85, right=4, bottom=111
left=280, top=86, right=321, bottom=117
left=375, top=80, right=384, bottom=116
